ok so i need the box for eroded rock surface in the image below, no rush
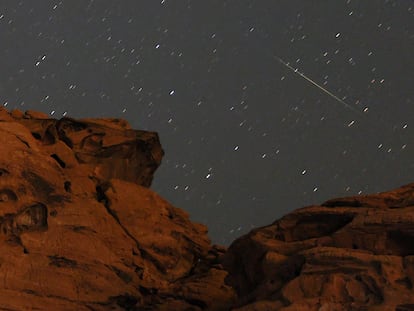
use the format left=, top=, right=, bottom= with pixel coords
left=223, top=183, right=414, bottom=310
left=2, top=108, right=163, bottom=187
left=2, top=107, right=414, bottom=310
left=0, top=108, right=235, bottom=310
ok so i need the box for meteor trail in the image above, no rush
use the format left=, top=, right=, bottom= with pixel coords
left=275, top=56, right=363, bottom=116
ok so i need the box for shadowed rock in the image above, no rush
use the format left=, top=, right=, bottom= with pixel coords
left=223, top=183, right=414, bottom=310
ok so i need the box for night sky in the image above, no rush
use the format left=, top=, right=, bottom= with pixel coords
left=1, top=1, right=413, bottom=245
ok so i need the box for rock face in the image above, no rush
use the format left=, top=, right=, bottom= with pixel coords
left=223, top=184, right=414, bottom=310
left=5, top=108, right=164, bottom=187
left=2, top=107, right=414, bottom=310
left=0, top=108, right=235, bottom=310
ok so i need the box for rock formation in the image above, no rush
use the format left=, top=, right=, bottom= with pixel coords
left=1, top=107, right=414, bottom=310
left=223, top=185, right=414, bottom=310
left=0, top=108, right=235, bottom=310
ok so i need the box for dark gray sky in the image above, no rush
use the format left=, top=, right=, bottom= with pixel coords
left=1, top=1, right=413, bottom=245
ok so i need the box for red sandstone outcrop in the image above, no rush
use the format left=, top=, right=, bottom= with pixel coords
left=2, top=108, right=163, bottom=187
left=0, top=108, right=235, bottom=310
left=2, top=107, right=414, bottom=310
left=223, top=184, right=414, bottom=310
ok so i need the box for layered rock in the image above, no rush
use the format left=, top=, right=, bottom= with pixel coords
left=1, top=108, right=163, bottom=187
left=0, top=108, right=235, bottom=310
left=2, top=107, right=414, bottom=310
left=223, top=184, right=414, bottom=310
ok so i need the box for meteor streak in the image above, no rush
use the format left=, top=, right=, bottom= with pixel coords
left=275, top=56, right=363, bottom=116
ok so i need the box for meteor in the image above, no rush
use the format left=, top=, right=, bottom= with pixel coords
left=275, top=56, right=363, bottom=116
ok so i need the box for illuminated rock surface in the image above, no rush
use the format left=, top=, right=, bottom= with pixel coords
left=223, top=184, right=414, bottom=310
left=1, top=108, right=414, bottom=310
left=0, top=108, right=234, bottom=310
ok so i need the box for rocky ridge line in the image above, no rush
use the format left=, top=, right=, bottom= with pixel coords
left=1, top=108, right=414, bottom=310
left=0, top=108, right=235, bottom=310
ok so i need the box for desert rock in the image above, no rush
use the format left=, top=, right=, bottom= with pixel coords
left=2, top=107, right=414, bottom=310
left=223, top=183, right=414, bottom=310
left=0, top=108, right=235, bottom=310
